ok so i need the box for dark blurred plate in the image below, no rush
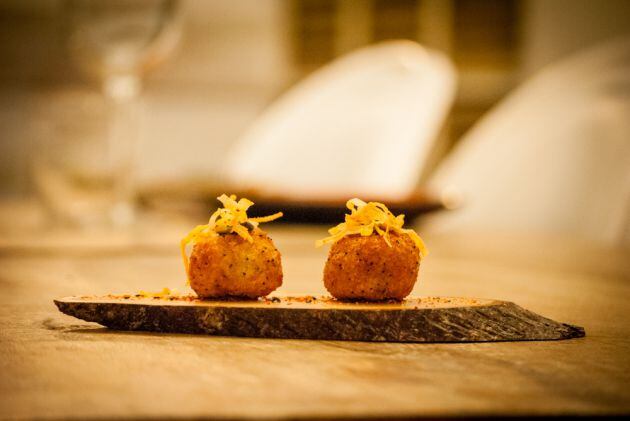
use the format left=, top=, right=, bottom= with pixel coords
left=243, top=192, right=445, bottom=224
left=140, top=182, right=446, bottom=224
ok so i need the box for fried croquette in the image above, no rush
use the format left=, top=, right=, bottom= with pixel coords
left=323, top=231, right=420, bottom=301
left=316, top=198, right=427, bottom=302
left=181, top=194, right=284, bottom=299
left=188, top=228, right=283, bottom=299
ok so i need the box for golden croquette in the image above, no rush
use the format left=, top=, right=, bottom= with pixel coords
left=323, top=232, right=420, bottom=301
left=188, top=228, right=282, bottom=299
left=317, top=198, right=427, bottom=301
left=181, top=194, right=283, bottom=299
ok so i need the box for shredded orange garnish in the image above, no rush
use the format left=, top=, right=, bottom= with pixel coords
left=315, top=198, right=428, bottom=257
left=180, top=194, right=283, bottom=280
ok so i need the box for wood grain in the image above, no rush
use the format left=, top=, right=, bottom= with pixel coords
left=54, top=295, right=585, bottom=342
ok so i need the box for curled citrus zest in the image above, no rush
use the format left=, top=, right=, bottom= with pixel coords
left=315, top=198, right=428, bottom=257
left=180, top=194, right=283, bottom=280
left=249, top=213, right=284, bottom=223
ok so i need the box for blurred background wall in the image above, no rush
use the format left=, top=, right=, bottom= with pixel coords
left=1, top=0, right=629, bottom=195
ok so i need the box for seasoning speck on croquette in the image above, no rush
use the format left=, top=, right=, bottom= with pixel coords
left=317, top=198, right=427, bottom=301
left=181, top=194, right=283, bottom=299
left=188, top=228, right=282, bottom=299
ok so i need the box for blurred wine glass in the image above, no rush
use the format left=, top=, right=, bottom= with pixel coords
left=63, top=0, right=179, bottom=100
left=33, top=0, right=180, bottom=228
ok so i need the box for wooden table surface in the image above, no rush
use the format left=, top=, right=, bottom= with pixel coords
left=1, top=202, right=629, bottom=419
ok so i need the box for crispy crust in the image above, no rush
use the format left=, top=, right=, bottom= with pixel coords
left=188, top=228, right=282, bottom=299
left=323, top=232, right=420, bottom=301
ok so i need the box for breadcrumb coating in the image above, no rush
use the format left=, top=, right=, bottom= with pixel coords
left=323, top=232, right=420, bottom=301
left=188, top=228, right=282, bottom=299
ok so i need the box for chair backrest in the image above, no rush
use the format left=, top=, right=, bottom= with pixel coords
left=225, top=40, right=456, bottom=201
left=427, top=36, right=630, bottom=246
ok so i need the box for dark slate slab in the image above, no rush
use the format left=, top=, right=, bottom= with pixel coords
left=54, top=295, right=585, bottom=343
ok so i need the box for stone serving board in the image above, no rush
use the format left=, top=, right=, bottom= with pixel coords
left=54, top=295, right=584, bottom=343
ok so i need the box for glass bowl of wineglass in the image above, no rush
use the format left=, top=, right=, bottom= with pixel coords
left=33, top=0, right=180, bottom=228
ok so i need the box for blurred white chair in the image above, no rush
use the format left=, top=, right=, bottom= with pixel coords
left=427, top=36, right=630, bottom=246
left=225, top=40, right=456, bottom=201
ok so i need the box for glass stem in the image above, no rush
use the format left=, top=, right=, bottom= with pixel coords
left=103, top=74, right=141, bottom=226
